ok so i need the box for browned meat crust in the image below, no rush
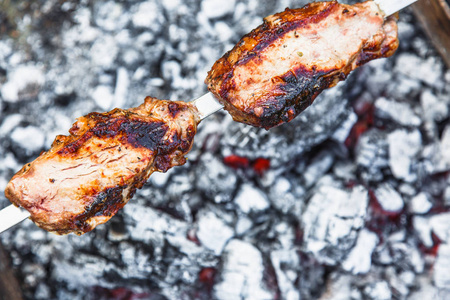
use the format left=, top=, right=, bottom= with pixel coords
left=5, top=97, right=200, bottom=235
left=206, top=0, right=399, bottom=129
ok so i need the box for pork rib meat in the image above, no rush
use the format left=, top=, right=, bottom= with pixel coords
left=5, top=97, right=200, bottom=235
left=205, top=0, right=399, bottom=129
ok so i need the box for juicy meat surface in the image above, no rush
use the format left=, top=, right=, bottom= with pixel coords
left=5, top=97, right=200, bottom=235
left=206, top=0, right=399, bottom=129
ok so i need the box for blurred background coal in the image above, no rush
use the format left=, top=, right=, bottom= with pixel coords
left=0, top=0, right=449, bottom=299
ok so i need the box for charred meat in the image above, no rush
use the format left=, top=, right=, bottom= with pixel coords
left=5, top=97, right=200, bottom=235
left=206, top=0, right=399, bottom=129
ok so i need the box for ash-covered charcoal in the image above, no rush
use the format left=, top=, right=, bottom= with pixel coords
left=434, top=244, right=450, bottom=291
left=213, top=239, right=273, bottom=299
left=355, top=129, right=390, bottom=183
left=1, top=0, right=450, bottom=299
left=301, top=185, right=369, bottom=265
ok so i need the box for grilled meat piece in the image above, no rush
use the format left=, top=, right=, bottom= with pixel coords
left=5, top=97, right=200, bottom=235
left=206, top=0, right=399, bottom=129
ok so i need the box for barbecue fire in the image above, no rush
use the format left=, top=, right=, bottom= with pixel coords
left=3, top=0, right=399, bottom=234
left=1, top=0, right=449, bottom=299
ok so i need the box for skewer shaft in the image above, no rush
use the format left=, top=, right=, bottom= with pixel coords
left=374, top=0, right=418, bottom=16
left=192, top=92, right=223, bottom=120
left=0, top=205, right=30, bottom=234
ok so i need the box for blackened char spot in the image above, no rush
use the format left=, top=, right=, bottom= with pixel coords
left=119, top=120, right=168, bottom=150
left=256, top=66, right=335, bottom=129
left=73, top=186, right=129, bottom=233
left=58, top=114, right=168, bottom=155
left=168, top=102, right=181, bottom=118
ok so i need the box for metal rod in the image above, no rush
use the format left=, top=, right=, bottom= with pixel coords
left=374, top=0, right=418, bottom=16
left=0, top=205, right=30, bottom=234
left=192, top=92, right=223, bottom=120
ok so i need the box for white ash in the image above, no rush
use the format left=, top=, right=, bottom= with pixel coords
left=92, top=85, right=114, bottom=111
left=214, top=239, right=273, bottom=300
left=373, top=183, right=404, bottom=213
left=196, top=210, right=234, bottom=255
left=301, top=185, right=368, bottom=265
left=10, top=126, right=46, bottom=155
left=271, top=249, right=300, bottom=300
left=195, top=152, right=237, bottom=203
left=440, top=125, right=450, bottom=169
left=444, top=186, right=450, bottom=207
left=386, top=267, right=410, bottom=298
left=356, top=129, right=389, bottom=183
left=429, top=213, right=450, bottom=244
left=52, top=254, right=108, bottom=289
left=234, top=183, right=270, bottom=214
left=433, top=244, right=450, bottom=289
left=374, top=97, right=421, bottom=127
left=342, top=229, right=379, bottom=275
left=131, top=1, right=164, bottom=29
left=201, top=0, right=236, bottom=19
left=389, top=241, right=425, bottom=274
left=412, top=216, right=434, bottom=248
left=387, top=129, right=422, bottom=182
left=94, top=1, right=129, bottom=32
left=331, top=109, right=358, bottom=143
left=123, top=203, right=188, bottom=244
left=303, top=150, right=335, bottom=187
left=268, top=176, right=304, bottom=215
left=1, top=65, right=45, bottom=103
left=409, top=192, right=433, bottom=214
left=395, top=53, right=444, bottom=88
left=149, top=168, right=173, bottom=187
left=363, top=281, right=392, bottom=300
left=89, top=36, right=119, bottom=69
left=421, top=89, right=448, bottom=122
left=324, top=274, right=364, bottom=300
left=409, top=275, right=442, bottom=300
left=235, top=215, right=253, bottom=235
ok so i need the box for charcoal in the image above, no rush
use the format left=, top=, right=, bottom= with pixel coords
left=421, top=89, right=448, bottom=122
left=412, top=215, right=434, bottom=248
left=409, top=192, right=433, bottom=214
left=213, top=239, right=273, bottom=299
left=388, top=129, right=422, bottom=182
left=201, top=0, right=236, bottom=19
left=373, top=183, right=405, bottom=213
left=268, top=176, right=305, bottom=215
left=375, top=97, right=421, bottom=127
left=1, top=65, right=45, bottom=103
left=270, top=248, right=300, bottom=300
left=433, top=244, right=450, bottom=290
left=301, top=185, right=368, bottom=265
left=355, top=129, right=390, bottom=183
left=0, top=0, right=449, bottom=298
left=196, top=210, right=234, bottom=255
left=429, top=213, right=450, bottom=244
left=342, top=229, right=378, bottom=274
left=362, top=281, right=392, bottom=300
left=234, top=183, right=270, bottom=214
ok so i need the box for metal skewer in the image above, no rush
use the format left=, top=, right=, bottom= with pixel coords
left=0, top=205, right=31, bottom=234
left=192, top=92, right=223, bottom=120
left=0, top=0, right=418, bottom=234
left=374, top=0, right=418, bottom=16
